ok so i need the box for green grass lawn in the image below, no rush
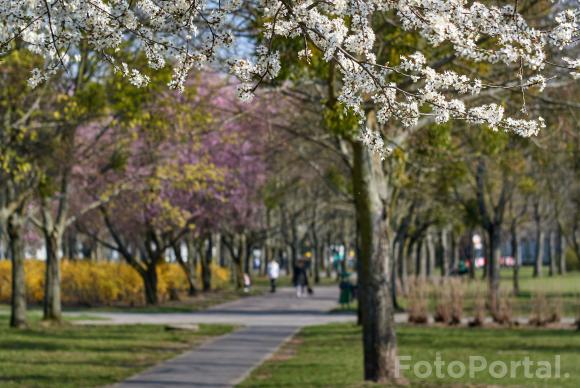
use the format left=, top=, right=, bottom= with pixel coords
left=0, top=317, right=233, bottom=388
left=240, top=323, right=580, bottom=387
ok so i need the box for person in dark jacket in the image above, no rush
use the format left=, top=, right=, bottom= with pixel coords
left=293, top=259, right=308, bottom=297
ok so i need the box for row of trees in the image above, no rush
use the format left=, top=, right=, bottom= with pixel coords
left=0, top=50, right=281, bottom=326
left=1, top=0, right=578, bottom=383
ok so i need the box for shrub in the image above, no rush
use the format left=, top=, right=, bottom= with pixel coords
left=407, top=277, right=428, bottom=324
left=529, top=292, right=548, bottom=327
left=449, top=278, right=464, bottom=325
left=546, top=297, right=563, bottom=324
left=0, top=259, right=230, bottom=306
left=469, top=287, right=486, bottom=327
left=433, top=282, right=451, bottom=324
left=493, top=290, right=513, bottom=326
left=564, top=248, right=579, bottom=272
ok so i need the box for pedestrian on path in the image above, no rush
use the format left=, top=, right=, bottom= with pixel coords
left=293, top=259, right=308, bottom=297
left=338, top=270, right=353, bottom=308
left=243, top=273, right=252, bottom=293
left=267, top=259, right=280, bottom=293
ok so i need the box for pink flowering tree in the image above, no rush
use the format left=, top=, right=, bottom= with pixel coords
left=75, top=75, right=269, bottom=304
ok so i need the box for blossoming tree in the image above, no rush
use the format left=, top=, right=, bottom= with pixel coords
left=1, top=0, right=578, bottom=382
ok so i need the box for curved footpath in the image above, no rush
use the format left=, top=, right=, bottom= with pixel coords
left=73, top=287, right=356, bottom=388
left=69, top=288, right=576, bottom=388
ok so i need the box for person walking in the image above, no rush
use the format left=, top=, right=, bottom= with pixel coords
left=293, top=259, right=308, bottom=297
left=267, top=259, right=280, bottom=293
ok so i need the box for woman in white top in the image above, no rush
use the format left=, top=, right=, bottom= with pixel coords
left=267, top=260, right=280, bottom=293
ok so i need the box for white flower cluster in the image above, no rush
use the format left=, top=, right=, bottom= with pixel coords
left=359, top=126, right=391, bottom=160
left=0, top=0, right=577, bottom=146
left=563, top=57, right=580, bottom=79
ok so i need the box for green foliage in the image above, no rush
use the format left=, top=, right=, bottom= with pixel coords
left=325, top=166, right=352, bottom=196
left=322, top=102, right=359, bottom=139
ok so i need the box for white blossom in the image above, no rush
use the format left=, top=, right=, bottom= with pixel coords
left=0, top=0, right=577, bottom=154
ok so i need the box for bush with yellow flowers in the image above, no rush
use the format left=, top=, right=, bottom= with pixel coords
left=0, top=260, right=230, bottom=306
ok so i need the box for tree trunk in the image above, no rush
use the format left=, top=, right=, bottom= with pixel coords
left=534, top=230, right=544, bottom=278
left=558, top=226, right=566, bottom=275
left=415, top=239, right=423, bottom=278
left=142, top=263, right=159, bottom=305
left=390, top=239, right=402, bottom=311
left=549, top=231, right=557, bottom=277
left=511, top=223, right=520, bottom=296
left=398, top=238, right=408, bottom=295
left=426, top=233, right=435, bottom=279
left=202, top=235, right=212, bottom=291
left=440, top=229, right=449, bottom=277
left=8, top=213, right=27, bottom=328
left=213, top=232, right=223, bottom=267
left=234, top=234, right=246, bottom=289
left=450, top=231, right=458, bottom=274
left=314, top=242, right=321, bottom=284
left=488, top=226, right=501, bottom=317
left=351, top=139, right=397, bottom=382
left=175, top=243, right=197, bottom=296
left=43, top=231, right=62, bottom=321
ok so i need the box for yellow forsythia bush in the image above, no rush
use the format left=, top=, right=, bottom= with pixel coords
left=0, top=260, right=230, bottom=306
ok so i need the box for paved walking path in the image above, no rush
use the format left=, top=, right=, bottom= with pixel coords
left=74, top=288, right=576, bottom=388
left=114, top=325, right=299, bottom=388
left=74, top=286, right=356, bottom=327
left=90, top=287, right=354, bottom=388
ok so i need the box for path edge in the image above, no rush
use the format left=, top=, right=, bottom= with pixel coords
left=229, top=325, right=301, bottom=387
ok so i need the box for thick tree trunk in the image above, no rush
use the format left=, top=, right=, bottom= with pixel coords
left=43, top=231, right=62, bottom=321
left=142, top=263, right=159, bottom=305
left=488, top=226, right=501, bottom=316
left=8, top=214, right=27, bottom=328
left=351, top=139, right=397, bottom=382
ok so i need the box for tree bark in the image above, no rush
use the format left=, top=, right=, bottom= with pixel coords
left=43, top=231, right=62, bottom=321
left=8, top=213, right=27, bottom=328
left=397, top=236, right=408, bottom=295
left=351, top=139, right=397, bottom=382
left=440, top=229, right=449, bottom=277
left=488, top=226, right=501, bottom=316
left=174, top=242, right=197, bottom=296
left=142, top=263, right=159, bottom=305
left=558, top=226, right=566, bottom=275
left=202, top=235, right=212, bottom=291
left=426, top=233, right=435, bottom=279
left=549, top=231, right=557, bottom=277
left=510, top=223, right=520, bottom=296
left=534, top=230, right=544, bottom=278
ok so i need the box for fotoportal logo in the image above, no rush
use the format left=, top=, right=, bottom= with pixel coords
left=396, top=353, right=569, bottom=380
